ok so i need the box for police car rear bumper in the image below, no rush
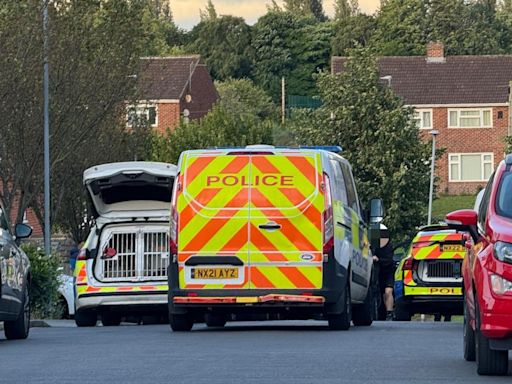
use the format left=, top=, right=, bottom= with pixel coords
left=76, top=292, right=167, bottom=311
left=395, top=294, right=463, bottom=315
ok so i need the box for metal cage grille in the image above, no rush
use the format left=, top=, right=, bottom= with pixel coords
left=96, top=228, right=169, bottom=282
left=419, top=259, right=462, bottom=282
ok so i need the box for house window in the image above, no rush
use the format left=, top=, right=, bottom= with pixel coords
left=449, top=153, right=494, bottom=182
left=448, top=109, right=492, bottom=128
left=413, top=109, right=432, bottom=129
left=126, top=104, right=157, bottom=127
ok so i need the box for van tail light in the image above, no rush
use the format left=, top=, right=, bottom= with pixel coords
left=402, top=257, right=415, bottom=271
left=170, top=173, right=180, bottom=257
left=323, top=172, right=334, bottom=255
left=77, top=248, right=87, bottom=261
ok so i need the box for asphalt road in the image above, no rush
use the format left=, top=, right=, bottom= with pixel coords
left=0, top=321, right=510, bottom=384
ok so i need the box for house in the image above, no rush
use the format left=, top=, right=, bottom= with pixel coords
left=129, top=55, right=219, bottom=133
left=332, top=42, right=512, bottom=195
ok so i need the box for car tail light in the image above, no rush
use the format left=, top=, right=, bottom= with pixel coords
left=170, top=173, right=180, bottom=257
left=322, top=172, right=334, bottom=255
left=402, top=257, right=414, bottom=270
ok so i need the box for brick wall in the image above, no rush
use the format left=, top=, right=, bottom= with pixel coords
left=6, top=196, right=43, bottom=238
left=421, top=106, right=508, bottom=195
left=154, top=102, right=180, bottom=134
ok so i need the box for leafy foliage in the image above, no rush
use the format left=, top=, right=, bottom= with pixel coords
left=149, top=105, right=275, bottom=165
left=22, top=245, right=61, bottom=319
left=289, top=47, right=433, bottom=242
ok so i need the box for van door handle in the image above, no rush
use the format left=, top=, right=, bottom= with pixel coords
left=259, top=222, right=282, bottom=231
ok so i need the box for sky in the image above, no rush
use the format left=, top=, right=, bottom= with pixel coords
left=172, top=0, right=381, bottom=30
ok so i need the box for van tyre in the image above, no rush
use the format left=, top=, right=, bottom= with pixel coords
left=101, top=312, right=122, bottom=327
left=328, top=283, right=351, bottom=331
left=205, top=313, right=226, bottom=328
left=4, top=285, right=30, bottom=340
left=475, top=304, right=508, bottom=375
left=394, top=304, right=411, bottom=321
left=463, top=300, right=476, bottom=362
left=170, top=314, right=193, bottom=332
left=75, top=309, right=97, bottom=327
left=352, top=287, right=373, bottom=326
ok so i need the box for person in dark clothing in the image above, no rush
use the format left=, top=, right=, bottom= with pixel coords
left=373, top=224, right=395, bottom=320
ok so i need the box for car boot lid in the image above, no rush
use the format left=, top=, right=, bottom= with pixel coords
left=84, top=162, right=177, bottom=219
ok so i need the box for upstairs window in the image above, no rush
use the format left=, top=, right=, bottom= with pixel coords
left=126, top=104, right=157, bottom=127
left=413, top=109, right=432, bottom=129
left=448, top=109, right=492, bottom=128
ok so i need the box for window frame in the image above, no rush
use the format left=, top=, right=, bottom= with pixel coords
left=413, top=108, right=433, bottom=130
left=448, top=152, right=494, bottom=182
left=447, top=108, right=492, bottom=129
left=126, top=103, right=158, bottom=128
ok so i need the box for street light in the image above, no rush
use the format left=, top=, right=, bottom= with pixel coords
left=427, top=130, right=439, bottom=225
left=43, top=1, right=51, bottom=255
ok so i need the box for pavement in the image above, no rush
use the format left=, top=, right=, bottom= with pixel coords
left=0, top=321, right=510, bottom=383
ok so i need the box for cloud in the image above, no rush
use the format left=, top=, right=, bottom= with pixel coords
left=172, top=0, right=380, bottom=30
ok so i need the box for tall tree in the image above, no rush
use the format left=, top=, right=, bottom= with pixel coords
left=332, top=13, right=376, bottom=55
left=189, top=15, right=252, bottom=80
left=0, top=0, right=156, bottom=237
left=289, top=47, right=432, bottom=242
left=334, top=0, right=359, bottom=20
left=370, top=0, right=428, bottom=55
left=284, top=0, right=327, bottom=21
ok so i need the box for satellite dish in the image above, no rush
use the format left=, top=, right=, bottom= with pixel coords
left=185, top=94, right=192, bottom=103
left=183, top=109, right=190, bottom=117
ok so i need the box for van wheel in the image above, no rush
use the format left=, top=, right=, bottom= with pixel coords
left=352, top=287, right=373, bottom=326
left=475, top=304, right=508, bottom=375
left=169, top=314, right=193, bottom=332
left=205, top=313, right=226, bottom=328
left=75, top=309, right=97, bottom=327
left=394, top=304, right=411, bottom=321
left=463, top=300, right=476, bottom=362
left=328, top=283, right=351, bottom=330
left=101, top=312, right=122, bottom=326
left=4, top=285, right=30, bottom=340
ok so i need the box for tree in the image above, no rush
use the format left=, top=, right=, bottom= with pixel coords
left=149, top=105, right=275, bottom=165
left=331, top=14, right=376, bottom=56
left=334, top=0, right=359, bottom=20
left=215, top=78, right=277, bottom=120
left=283, top=0, right=327, bottom=21
left=289, top=47, right=433, bottom=242
left=250, top=10, right=332, bottom=100
left=370, top=0, right=428, bottom=55
left=0, top=0, right=156, bottom=238
left=189, top=15, right=252, bottom=80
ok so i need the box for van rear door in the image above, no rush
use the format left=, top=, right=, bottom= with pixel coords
left=248, top=152, right=324, bottom=290
left=177, top=153, right=250, bottom=289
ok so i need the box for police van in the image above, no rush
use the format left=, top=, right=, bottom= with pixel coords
left=168, top=145, right=383, bottom=331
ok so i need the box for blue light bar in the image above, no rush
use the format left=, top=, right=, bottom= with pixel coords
left=298, top=146, right=343, bottom=153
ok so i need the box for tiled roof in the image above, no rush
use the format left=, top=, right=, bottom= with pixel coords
left=332, top=56, right=512, bottom=105
left=137, top=56, right=201, bottom=100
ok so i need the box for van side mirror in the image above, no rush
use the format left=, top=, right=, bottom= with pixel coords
left=15, top=223, right=33, bottom=239
left=369, top=198, right=384, bottom=223
left=445, top=209, right=478, bottom=242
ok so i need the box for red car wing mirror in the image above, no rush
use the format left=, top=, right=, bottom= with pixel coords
left=445, top=209, right=479, bottom=242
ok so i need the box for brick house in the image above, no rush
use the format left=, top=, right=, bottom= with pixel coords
left=332, top=43, right=512, bottom=195
left=130, top=55, right=219, bottom=134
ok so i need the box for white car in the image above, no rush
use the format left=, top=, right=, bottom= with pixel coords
left=58, top=273, right=75, bottom=318
left=74, top=162, right=176, bottom=327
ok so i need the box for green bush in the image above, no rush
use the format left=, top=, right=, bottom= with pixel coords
left=22, top=244, right=62, bottom=319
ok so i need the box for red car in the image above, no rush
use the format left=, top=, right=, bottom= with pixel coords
left=446, top=156, right=512, bottom=376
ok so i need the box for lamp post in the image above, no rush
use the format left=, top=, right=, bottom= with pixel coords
left=43, top=1, right=51, bottom=255
left=427, top=130, right=439, bottom=225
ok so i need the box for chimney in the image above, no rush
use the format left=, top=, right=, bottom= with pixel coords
left=426, top=42, right=445, bottom=63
